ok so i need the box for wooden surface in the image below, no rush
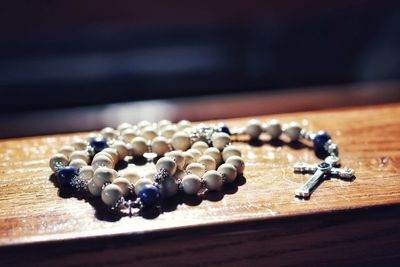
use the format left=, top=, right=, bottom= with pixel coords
left=1, top=103, right=400, bottom=266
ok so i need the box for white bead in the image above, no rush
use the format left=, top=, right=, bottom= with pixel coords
left=186, top=148, right=202, bottom=161
left=177, top=120, right=192, bottom=130
left=137, top=120, right=151, bottom=129
left=130, top=137, right=148, bottom=157
left=203, top=170, right=223, bottom=191
left=79, top=166, right=94, bottom=180
left=198, top=155, right=217, bottom=171
left=161, top=124, right=177, bottom=139
left=222, top=145, right=242, bottom=162
left=101, top=148, right=119, bottom=164
left=144, top=170, right=157, bottom=180
left=70, top=151, right=90, bottom=163
left=88, top=179, right=102, bottom=196
left=92, top=154, right=114, bottom=169
left=86, top=133, right=98, bottom=142
left=191, top=141, right=209, bottom=153
left=182, top=151, right=195, bottom=168
left=121, top=128, right=137, bottom=143
left=93, top=167, right=116, bottom=187
left=186, top=162, right=206, bottom=177
left=217, top=163, right=237, bottom=183
left=156, top=157, right=177, bottom=176
left=117, top=122, right=133, bottom=132
left=111, top=141, right=129, bottom=160
left=266, top=119, right=282, bottom=139
left=112, top=177, right=131, bottom=197
left=119, top=168, right=141, bottom=183
left=245, top=119, right=263, bottom=139
left=171, top=131, right=191, bottom=151
left=161, top=177, right=179, bottom=197
left=173, top=169, right=186, bottom=180
left=203, top=147, right=222, bottom=165
left=101, top=184, right=123, bottom=206
left=157, top=120, right=172, bottom=130
left=100, top=127, right=117, bottom=140
left=58, top=145, right=74, bottom=158
left=182, top=174, right=202, bottom=194
left=151, top=136, right=170, bottom=156
left=134, top=178, right=152, bottom=195
left=165, top=150, right=185, bottom=170
left=72, top=139, right=87, bottom=151
left=69, top=158, right=87, bottom=169
left=226, top=156, right=245, bottom=174
left=94, top=151, right=115, bottom=164
left=141, top=126, right=158, bottom=140
left=211, top=132, right=231, bottom=150
left=49, top=153, right=69, bottom=172
left=284, top=122, right=302, bottom=141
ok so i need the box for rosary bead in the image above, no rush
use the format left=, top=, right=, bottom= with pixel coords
left=191, top=141, right=209, bottom=153
left=211, top=132, right=231, bottom=150
left=182, top=174, right=202, bottom=195
left=93, top=167, right=116, bottom=187
left=186, top=148, right=202, bottom=161
left=92, top=154, right=114, bottom=169
left=222, top=145, right=242, bottom=162
left=265, top=119, right=283, bottom=139
left=198, top=155, right=217, bottom=171
left=166, top=150, right=185, bottom=170
left=119, top=168, right=141, bottom=182
left=151, top=136, right=170, bottom=156
left=102, top=148, right=119, bottom=164
left=203, top=147, right=222, bottom=165
left=284, top=122, right=302, bottom=142
left=112, top=177, right=131, bottom=197
left=121, top=128, right=137, bottom=143
left=94, top=151, right=115, bottom=164
left=313, top=131, right=331, bottom=151
left=161, top=177, right=179, bottom=197
left=156, top=157, right=177, bottom=176
left=134, top=178, right=153, bottom=195
left=177, top=120, right=192, bottom=130
left=203, top=170, right=223, bottom=191
left=186, top=162, right=206, bottom=177
left=137, top=120, right=152, bottom=129
left=157, top=120, right=172, bottom=130
left=79, top=166, right=94, bottom=180
left=226, top=156, right=245, bottom=174
left=88, top=179, right=102, bottom=196
left=58, top=166, right=78, bottom=186
left=70, top=151, right=90, bottom=163
left=111, top=141, right=129, bottom=160
left=101, top=184, right=123, bottom=207
left=182, top=151, right=195, bottom=168
left=161, top=124, right=177, bottom=139
left=100, top=127, right=117, bottom=140
left=217, top=163, right=237, bottom=183
left=138, top=184, right=161, bottom=206
left=142, top=127, right=158, bottom=141
left=49, top=153, right=69, bottom=172
left=130, top=137, right=149, bottom=157
left=89, top=137, right=109, bottom=154
left=173, top=169, right=186, bottom=180
left=117, top=122, right=133, bottom=132
left=69, top=158, right=87, bottom=170
left=245, top=119, right=263, bottom=139
left=58, top=145, right=74, bottom=158
left=72, top=139, right=88, bottom=151
left=171, top=131, right=191, bottom=151
left=144, top=170, right=157, bottom=180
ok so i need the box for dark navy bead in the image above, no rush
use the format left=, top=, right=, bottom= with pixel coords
left=218, top=123, right=231, bottom=135
left=138, top=184, right=160, bottom=207
left=89, top=137, right=109, bottom=153
left=57, top=166, right=78, bottom=187
left=313, top=131, right=331, bottom=151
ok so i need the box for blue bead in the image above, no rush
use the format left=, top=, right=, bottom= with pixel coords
left=89, top=137, right=109, bottom=153
left=313, top=131, right=331, bottom=151
left=58, top=166, right=78, bottom=187
left=138, top=184, right=160, bottom=207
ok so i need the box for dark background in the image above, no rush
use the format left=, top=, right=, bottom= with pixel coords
left=0, top=0, right=399, bottom=137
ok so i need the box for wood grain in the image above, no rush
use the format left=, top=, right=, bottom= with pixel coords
left=1, top=103, right=400, bottom=266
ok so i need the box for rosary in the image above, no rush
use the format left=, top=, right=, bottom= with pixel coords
left=49, top=119, right=355, bottom=215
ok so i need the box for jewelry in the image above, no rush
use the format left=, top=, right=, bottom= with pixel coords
left=49, top=119, right=355, bottom=216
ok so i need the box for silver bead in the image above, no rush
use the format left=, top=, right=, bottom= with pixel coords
left=284, top=122, right=302, bottom=141
left=265, top=119, right=282, bottom=139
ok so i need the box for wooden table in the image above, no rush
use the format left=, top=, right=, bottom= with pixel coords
left=1, top=103, right=400, bottom=266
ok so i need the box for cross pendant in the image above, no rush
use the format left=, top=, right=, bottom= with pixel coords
left=293, top=161, right=355, bottom=198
